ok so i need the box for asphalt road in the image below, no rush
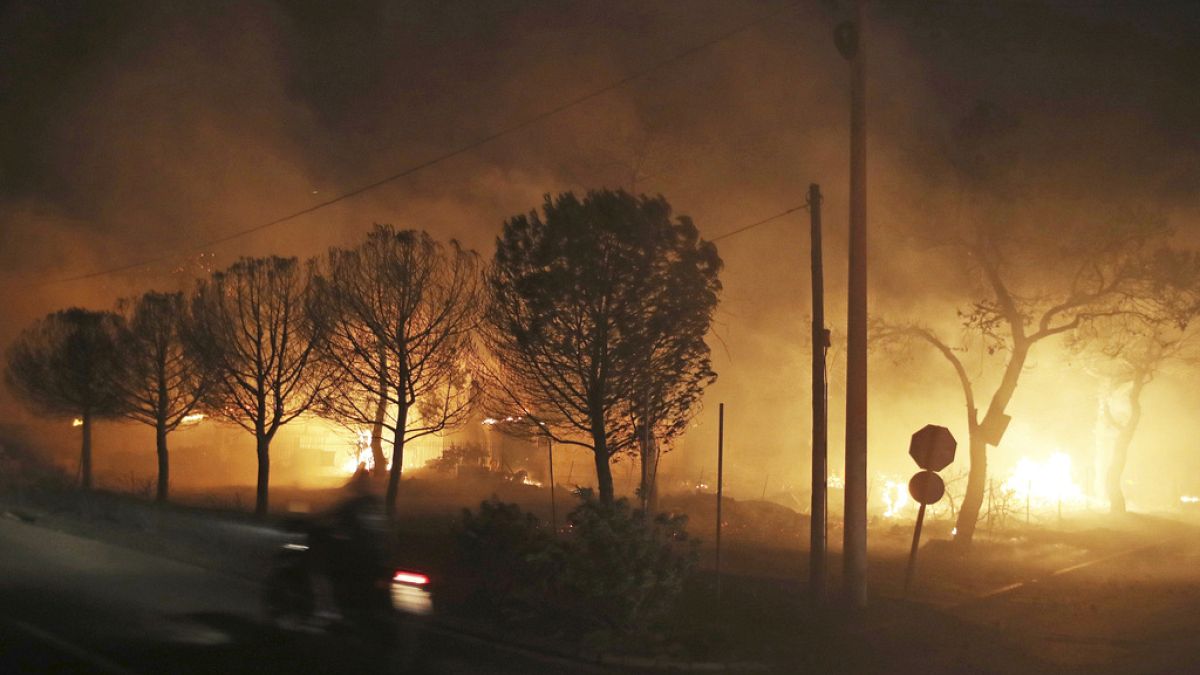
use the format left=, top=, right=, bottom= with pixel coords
left=0, top=517, right=592, bottom=675
left=850, top=520, right=1200, bottom=675
left=946, top=533, right=1200, bottom=674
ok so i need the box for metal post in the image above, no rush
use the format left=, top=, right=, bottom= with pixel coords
left=716, top=403, right=725, bottom=604
left=839, top=0, right=869, bottom=609
left=809, top=182, right=829, bottom=605
left=904, top=502, right=927, bottom=594
left=547, top=436, right=557, bottom=532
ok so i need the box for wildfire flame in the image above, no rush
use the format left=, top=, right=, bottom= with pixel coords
left=340, top=429, right=385, bottom=475
left=1003, top=452, right=1084, bottom=509
left=882, top=479, right=910, bottom=518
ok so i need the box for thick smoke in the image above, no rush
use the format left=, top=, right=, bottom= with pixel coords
left=1, top=0, right=1197, bottom=504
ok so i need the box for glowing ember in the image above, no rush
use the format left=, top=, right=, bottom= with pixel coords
left=180, top=413, right=205, bottom=425
left=828, top=473, right=845, bottom=489
left=482, top=416, right=521, bottom=426
left=71, top=418, right=83, bottom=427
left=521, top=475, right=543, bottom=487
left=1003, top=452, right=1084, bottom=509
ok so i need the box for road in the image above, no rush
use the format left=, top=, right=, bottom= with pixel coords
left=5, top=510, right=1200, bottom=675
left=946, top=534, right=1200, bottom=674
left=0, top=517, right=593, bottom=675
left=848, top=519, right=1200, bottom=675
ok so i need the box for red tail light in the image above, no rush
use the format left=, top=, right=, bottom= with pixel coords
left=393, top=570, right=429, bottom=586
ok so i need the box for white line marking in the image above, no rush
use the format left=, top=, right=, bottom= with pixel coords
left=953, top=538, right=1173, bottom=608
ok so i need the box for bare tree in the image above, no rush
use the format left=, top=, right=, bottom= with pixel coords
left=875, top=222, right=1188, bottom=543
left=876, top=101, right=1196, bottom=544
left=4, top=309, right=125, bottom=489
left=113, top=291, right=209, bottom=503
left=1077, top=301, right=1200, bottom=513
left=311, top=227, right=481, bottom=516
left=483, top=190, right=722, bottom=503
left=189, top=257, right=328, bottom=516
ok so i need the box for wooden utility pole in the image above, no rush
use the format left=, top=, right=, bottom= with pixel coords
left=716, top=402, right=725, bottom=604
left=838, top=0, right=869, bottom=609
left=809, top=183, right=829, bottom=604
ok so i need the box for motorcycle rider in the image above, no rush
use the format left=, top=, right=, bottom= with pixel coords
left=310, top=464, right=389, bottom=622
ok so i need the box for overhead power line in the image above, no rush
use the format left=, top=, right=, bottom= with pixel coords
left=710, top=203, right=808, bottom=242
left=30, top=3, right=799, bottom=288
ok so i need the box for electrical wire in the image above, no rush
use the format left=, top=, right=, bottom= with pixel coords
left=709, top=203, right=808, bottom=243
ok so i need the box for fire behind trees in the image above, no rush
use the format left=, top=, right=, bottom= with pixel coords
left=481, top=190, right=722, bottom=504
left=188, top=256, right=332, bottom=516
left=873, top=101, right=1200, bottom=545
left=1, top=190, right=722, bottom=518
left=310, top=226, right=482, bottom=517
left=113, top=291, right=211, bottom=503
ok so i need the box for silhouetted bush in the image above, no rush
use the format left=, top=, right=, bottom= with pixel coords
left=458, top=490, right=697, bottom=640
left=458, top=497, right=558, bottom=614
left=555, top=489, right=697, bottom=634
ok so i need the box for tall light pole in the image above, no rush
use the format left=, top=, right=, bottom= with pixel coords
left=837, top=0, right=869, bottom=609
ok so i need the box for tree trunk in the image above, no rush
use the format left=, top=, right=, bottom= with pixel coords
left=255, top=435, right=271, bottom=517
left=956, top=344, right=1029, bottom=545
left=640, top=436, right=659, bottom=513
left=954, top=432, right=987, bottom=544
left=370, top=397, right=387, bottom=476
left=590, top=413, right=613, bottom=503
left=386, top=404, right=408, bottom=517
left=155, top=421, right=169, bottom=503
left=594, top=449, right=614, bottom=503
left=371, top=343, right=388, bottom=476
left=1107, top=379, right=1145, bottom=515
left=80, top=411, right=93, bottom=490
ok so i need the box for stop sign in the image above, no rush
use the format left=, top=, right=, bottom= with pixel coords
left=909, top=425, right=956, bottom=472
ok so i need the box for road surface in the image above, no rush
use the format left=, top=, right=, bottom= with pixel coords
left=0, top=516, right=592, bottom=674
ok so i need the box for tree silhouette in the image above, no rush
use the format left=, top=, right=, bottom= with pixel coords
left=876, top=102, right=1198, bottom=544
left=484, top=190, right=721, bottom=503
left=113, top=291, right=210, bottom=503
left=4, top=308, right=125, bottom=489
left=876, top=218, right=1199, bottom=542
left=1072, top=260, right=1200, bottom=513
left=189, top=257, right=328, bottom=516
left=311, top=227, right=481, bottom=516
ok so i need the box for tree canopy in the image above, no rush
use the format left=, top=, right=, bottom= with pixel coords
left=114, top=291, right=210, bottom=502
left=311, top=226, right=481, bottom=516
left=4, top=308, right=125, bottom=489
left=189, top=256, right=329, bottom=516
left=484, top=189, right=721, bottom=503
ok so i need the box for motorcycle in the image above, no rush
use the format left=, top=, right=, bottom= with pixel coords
left=263, top=517, right=433, bottom=671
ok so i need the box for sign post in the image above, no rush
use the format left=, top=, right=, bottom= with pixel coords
left=904, top=470, right=946, bottom=593
left=904, top=425, right=957, bottom=594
